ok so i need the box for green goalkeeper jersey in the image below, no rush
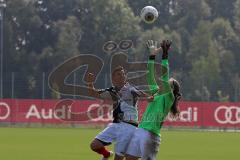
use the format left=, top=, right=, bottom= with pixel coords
left=139, top=58, right=175, bottom=136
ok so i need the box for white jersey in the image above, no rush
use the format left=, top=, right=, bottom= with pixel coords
left=98, top=83, right=141, bottom=123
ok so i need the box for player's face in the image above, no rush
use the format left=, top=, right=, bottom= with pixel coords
left=112, top=70, right=126, bottom=86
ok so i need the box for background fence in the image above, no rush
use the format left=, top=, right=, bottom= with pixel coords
left=1, top=71, right=240, bottom=102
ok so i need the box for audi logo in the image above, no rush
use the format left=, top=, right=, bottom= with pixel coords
left=87, top=103, right=113, bottom=122
left=214, top=106, right=240, bottom=124
left=0, top=102, right=10, bottom=120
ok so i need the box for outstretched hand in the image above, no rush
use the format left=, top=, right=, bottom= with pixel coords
left=86, top=72, right=95, bottom=84
left=161, top=40, right=172, bottom=59
left=146, top=40, right=161, bottom=56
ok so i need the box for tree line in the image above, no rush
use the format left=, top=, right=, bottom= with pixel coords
left=2, top=0, right=240, bottom=101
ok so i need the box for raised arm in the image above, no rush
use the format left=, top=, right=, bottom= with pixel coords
left=86, top=72, right=102, bottom=98
left=146, top=40, right=161, bottom=94
left=158, top=40, right=172, bottom=94
left=86, top=72, right=113, bottom=100
left=130, top=86, right=153, bottom=102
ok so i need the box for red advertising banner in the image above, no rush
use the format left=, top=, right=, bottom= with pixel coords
left=0, top=99, right=239, bottom=128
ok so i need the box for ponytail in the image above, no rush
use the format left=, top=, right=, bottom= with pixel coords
left=169, top=78, right=182, bottom=117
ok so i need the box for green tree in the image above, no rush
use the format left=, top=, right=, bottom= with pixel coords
left=76, top=0, right=141, bottom=54
left=234, top=0, right=240, bottom=32
left=171, top=0, right=211, bottom=33
left=189, top=48, right=221, bottom=101
left=206, top=0, right=237, bottom=23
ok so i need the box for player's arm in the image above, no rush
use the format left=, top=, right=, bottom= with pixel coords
left=131, top=87, right=154, bottom=101
left=86, top=73, right=101, bottom=98
left=158, top=40, right=172, bottom=94
left=140, top=93, right=154, bottom=102
left=86, top=72, right=113, bottom=100
left=146, top=40, right=161, bottom=94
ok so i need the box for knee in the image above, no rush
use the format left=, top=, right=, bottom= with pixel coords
left=90, top=140, right=97, bottom=151
left=90, top=139, right=102, bottom=151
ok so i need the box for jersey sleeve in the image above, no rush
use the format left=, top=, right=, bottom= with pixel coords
left=147, top=59, right=159, bottom=94
left=161, top=59, right=169, bottom=81
left=98, top=89, right=112, bottom=99
left=159, top=59, right=172, bottom=95
left=130, top=86, right=142, bottom=97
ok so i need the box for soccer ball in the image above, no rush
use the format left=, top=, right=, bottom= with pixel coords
left=140, top=6, right=159, bottom=24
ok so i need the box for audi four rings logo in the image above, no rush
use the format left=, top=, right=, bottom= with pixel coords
left=214, top=106, right=240, bottom=124
left=87, top=104, right=113, bottom=122
left=0, top=102, right=10, bottom=120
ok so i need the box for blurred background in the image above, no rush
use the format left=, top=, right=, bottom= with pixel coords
left=0, top=0, right=240, bottom=102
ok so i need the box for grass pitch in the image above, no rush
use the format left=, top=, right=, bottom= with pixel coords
left=0, top=127, right=239, bottom=160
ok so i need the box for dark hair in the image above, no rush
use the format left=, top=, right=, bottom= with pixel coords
left=169, top=78, right=182, bottom=117
left=112, top=66, right=124, bottom=77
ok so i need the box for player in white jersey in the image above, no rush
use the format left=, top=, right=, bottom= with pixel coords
left=87, top=66, right=149, bottom=160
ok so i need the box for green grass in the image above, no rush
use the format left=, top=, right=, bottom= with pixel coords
left=0, top=127, right=239, bottom=160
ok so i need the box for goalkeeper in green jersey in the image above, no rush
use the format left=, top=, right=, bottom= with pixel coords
left=125, top=40, right=182, bottom=160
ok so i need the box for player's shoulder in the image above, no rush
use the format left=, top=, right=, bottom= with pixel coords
left=131, top=85, right=142, bottom=93
left=126, top=83, right=143, bottom=96
left=98, top=86, right=115, bottom=94
left=106, top=86, right=120, bottom=94
left=125, top=82, right=138, bottom=89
